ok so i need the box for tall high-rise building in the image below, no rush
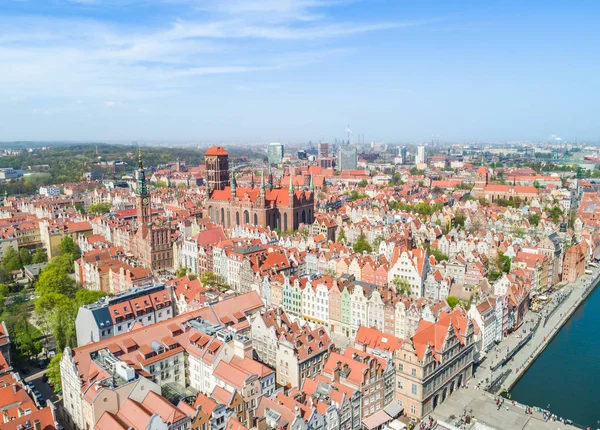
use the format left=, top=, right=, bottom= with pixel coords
left=268, top=142, right=284, bottom=165
left=416, top=145, right=426, bottom=165
left=318, top=142, right=329, bottom=158
left=337, top=146, right=358, bottom=171
left=400, top=146, right=407, bottom=165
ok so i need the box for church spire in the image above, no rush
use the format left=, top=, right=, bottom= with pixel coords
left=137, top=149, right=147, bottom=196
left=268, top=166, right=274, bottom=191
left=260, top=169, right=265, bottom=197
left=309, top=173, right=314, bottom=192
left=288, top=168, right=294, bottom=195
left=230, top=165, right=236, bottom=196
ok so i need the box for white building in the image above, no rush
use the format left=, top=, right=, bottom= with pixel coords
left=415, top=146, right=426, bottom=166
left=39, top=185, right=61, bottom=196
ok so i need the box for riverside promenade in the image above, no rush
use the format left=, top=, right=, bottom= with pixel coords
left=431, top=268, right=600, bottom=429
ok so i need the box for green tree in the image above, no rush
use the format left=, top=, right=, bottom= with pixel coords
left=454, top=211, right=466, bottom=229
left=373, top=235, right=385, bottom=250
left=32, top=248, right=48, bottom=264
left=393, top=277, right=411, bottom=296
left=496, top=251, right=511, bottom=273
left=446, top=296, right=460, bottom=309
left=0, top=284, right=9, bottom=297
left=35, top=292, right=77, bottom=351
left=353, top=233, right=372, bottom=254
left=58, top=236, right=81, bottom=260
left=73, top=203, right=86, bottom=214
left=2, top=247, right=22, bottom=272
left=14, top=323, right=42, bottom=358
left=337, top=229, right=347, bottom=242
left=47, top=353, right=63, bottom=393
left=200, top=272, right=229, bottom=292
left=425, top=244, right=448, bottom=262
left=528, top=213, right=541, bottom=227
left=175, top=267, right=188, bottom=278
left=44, top=254, right=75, bottom=274
left=88, top=202, right=112, bottom=215
left=19, top=248, right=32, bottom=266
left=548, top=206, right=563, bottom=224
left=75, top=289, right=106, bottom=307
left=35, top=264, right=77, bottom=297
left=358, top=179, right=368, bottom=187
left=349, top=190, right=368, bottom=201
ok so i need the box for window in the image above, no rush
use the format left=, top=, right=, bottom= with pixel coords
left=410, top=405, right=417, bottom=415
left=411, top=368, right=417, bottom=377
left=397, top=380, right=403, bottom=389
left=411, top=384, right=417, bottom=395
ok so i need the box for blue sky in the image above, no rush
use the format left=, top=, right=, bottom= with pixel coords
left=1, top=0, right=599, bottom=143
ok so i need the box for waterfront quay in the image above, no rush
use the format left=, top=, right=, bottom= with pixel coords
left=430, top=268, right=600, bottom=430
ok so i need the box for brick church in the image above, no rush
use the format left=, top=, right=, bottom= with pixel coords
left=132, top=150, right=173, bottom=270
left=205, top=146, right=315, bottom=232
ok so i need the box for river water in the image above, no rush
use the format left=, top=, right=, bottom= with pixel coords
left=510, top=283, right=600, bottom=427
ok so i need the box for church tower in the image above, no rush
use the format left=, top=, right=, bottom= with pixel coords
left=205, top=146, right=230, bottom=194
left=136, top=149, right=151, bottom=235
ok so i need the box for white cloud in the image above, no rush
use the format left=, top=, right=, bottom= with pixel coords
left=103, top=101, right=126, bottom=107
left=0, top=1, right=436, bottom=104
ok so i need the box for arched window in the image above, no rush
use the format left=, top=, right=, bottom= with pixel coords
left=221, top=208, right=225, bottom=225
left=236, top=212, right=240, bottom=226
left=284, top=213, right=288, bottom=231
left=209, top=206, right=214, bottom=221
left=227, top=212, right=230, bottom=228
left=302, top=209, right=306, bottom=224
left=244, top=210, right=250, bottom=224
left=254, top=213, right=258, bottom=226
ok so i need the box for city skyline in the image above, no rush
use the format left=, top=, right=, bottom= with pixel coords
left=1, top=1, right=599, bottom=142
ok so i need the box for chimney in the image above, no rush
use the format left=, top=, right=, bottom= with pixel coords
left=333, top=362, right=341, bottom=383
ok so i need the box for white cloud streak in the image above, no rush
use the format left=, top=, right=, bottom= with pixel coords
left=0, top=0, right=436, bottom=105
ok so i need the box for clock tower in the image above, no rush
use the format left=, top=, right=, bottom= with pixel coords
left=136, top=150, right=151, bottom=234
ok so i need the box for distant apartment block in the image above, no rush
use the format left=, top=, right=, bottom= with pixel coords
left=39, top=185, right=61, bottom=196
left=267, top=142, right=284, bottom=165
left=337, top=146, right=358, bottom=171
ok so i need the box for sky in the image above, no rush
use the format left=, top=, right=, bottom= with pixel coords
left=1, top=0, right=599, bottom=143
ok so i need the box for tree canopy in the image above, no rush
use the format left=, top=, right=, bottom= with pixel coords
left=2, top=247, right=22, bottom=272
left=200, top=272, right=229, bottom=292
left=353, top=233, right=372, bottom=254
left=446, top=296, right=460, bottom=309
left=88, top=202, right=112, bottom=215
left=32, top=248, right=48, bottom=264
left=58, top=236, right=81, bottom=261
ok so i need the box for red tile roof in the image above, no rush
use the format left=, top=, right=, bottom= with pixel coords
left=205, top=146, right=229, bottom=156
